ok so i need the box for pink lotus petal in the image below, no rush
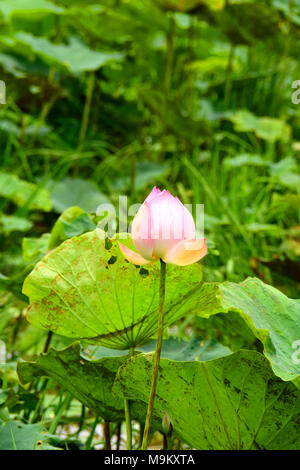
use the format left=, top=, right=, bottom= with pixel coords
left=175, top=197, right=196, bottom=240
left=162, top=238, right=207, bottom=266
left=147, top=190, right=195, bottom=258
left=121, top=186, right=207, bottom=267
left=131, top=201, right=155, bottom=260
left=145, top=186, right=161, bottom=203
left=118, top=242, right=152, bottom=265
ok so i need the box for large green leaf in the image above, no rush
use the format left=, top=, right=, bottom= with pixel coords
left=215, top=278, right=300, bottom=383
left=17, top=338, right=232, bottom=424
left=192, top=278, right=300, bottom=383
left=17, top=342, right=132, bottom=423
left=115, top=350, right=300, bottom=450
left=22, top=230, right=210, bottom=349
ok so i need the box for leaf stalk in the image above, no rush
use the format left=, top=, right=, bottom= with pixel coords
left=141, top=259, right=166, bottom=449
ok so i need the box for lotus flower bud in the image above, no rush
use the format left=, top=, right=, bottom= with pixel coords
left=162, top=410, right=173, bottom=436
left=118, top=187, right=207, bottom=266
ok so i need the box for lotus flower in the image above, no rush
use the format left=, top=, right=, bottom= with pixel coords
left=118, top=187, right=207, bottom=266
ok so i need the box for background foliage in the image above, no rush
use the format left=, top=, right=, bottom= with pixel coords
left=0, top=0, right=300, bottom=450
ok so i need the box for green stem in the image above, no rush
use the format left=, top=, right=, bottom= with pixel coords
left=124, top=398, right=132, bottom=449
left=124, top=345, right=134, bottom=449
left=116, top=422, right=121, bottom=450
left=224, top=44, right=235, bottom=106
left=141, top=259, right=166, bottom=450
left=30, top=378, right=49, bottom=423
left=78, top=404, right=86, bottom=435
left=48, top=392, right=72, bottom=435
left=85, top=415, right=99, bottom=450
left=43, top=331, right=53, bottom=353
left=78, top=72, right=95, bottom=147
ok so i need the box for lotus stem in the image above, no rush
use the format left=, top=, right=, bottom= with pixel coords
left=43, top=331, right=53, bottom=353
left=124, top=398, right=132, bottom=449
left=104, top=420, right=111, bottom=450
left=84, top=415, right=99, bottom=450
left=116, top=423, right=121, bottom=450
left=124, top=346, right=134, bottom=449
left=78, top=71, right=95, bottom=147
left=141, top=259, right=166, bottom=450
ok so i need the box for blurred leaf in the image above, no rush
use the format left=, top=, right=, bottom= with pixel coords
left=0, top=172, right=52, bottom=211
left=272, top=0, right=300, bottom=26
left=84, top=335, right=232, bottom=362
left=227, top=110, right=291, bottom=143
left=156, top=0, right=225, bottom=12
left=271, top=193, right=300, bottom=214
left=0, top=53, right=25, bottom=77
left=0, top=117, right=21, bottom=136
left=48, top=206, right=95, bottom=249
left=14, top=33, right=124, bottom=74
left=139, top=335, right=232, bottom=361
left=50, top=178, right=110, bottom=213
left=223, top=153, right=268, bottom=168
left=280, top=226, right=300, bottom=261
left=22, top=233, right=51, bottom=262
left=270, top=157, right=297, bottom=176
left=256, top=117, right=291, bottom=143
left=187, top=56, right=240, bottom=74
left=281, top=237, right=300, bottom=260
left=246, top=223, right=283, bottom=234
left=0, top=0, right=64, bottom=19
left=208, top=2, right=281, bottom=45
left=272, top=173, right=300, bottom=194
left=111, top=161, right=170, bottom=191
left=0, top=214, right=32, bottom=234
left=0, top=52, right=49, bottom=77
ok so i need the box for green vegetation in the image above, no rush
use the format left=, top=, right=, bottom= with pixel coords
left=0, top=0, right=300, bottom=450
